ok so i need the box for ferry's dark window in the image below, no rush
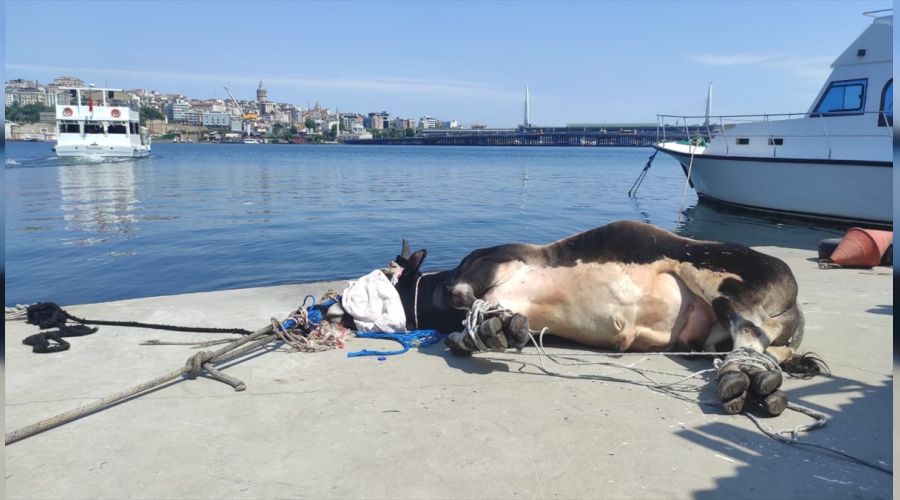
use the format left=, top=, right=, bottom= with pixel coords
left=60, top=121, right=80, bottom=133
left=878, top=79, right=892, bottom=126
left=108, top=124, right=127, bottom=134
left=84, top=121, right=103, bottom=134
left=812, top=78, right=867, bottom=115
left=736, top=138, right=750, bottom=145
left=768, top=138, right=784, bottom=146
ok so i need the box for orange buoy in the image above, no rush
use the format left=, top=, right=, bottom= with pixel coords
left=828, top=227, right=893, bottom=268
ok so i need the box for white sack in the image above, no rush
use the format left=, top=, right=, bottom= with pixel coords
left=341, top=270, right=408, bottom=333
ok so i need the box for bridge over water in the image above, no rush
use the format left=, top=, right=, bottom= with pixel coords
left=342, top=125, right=711, bottom=147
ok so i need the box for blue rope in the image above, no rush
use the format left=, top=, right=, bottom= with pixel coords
left=305, top=296, right=340, bottom=326
left=347, top=330, right=445, bottom=358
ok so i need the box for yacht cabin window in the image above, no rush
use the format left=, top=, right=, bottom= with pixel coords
left=812, top=78, right=867, bottom=116
left=878, top=79, right=892, bottom=127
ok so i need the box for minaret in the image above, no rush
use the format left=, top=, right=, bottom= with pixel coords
left=703, top=82, right=713, bottom=127
left=524, top=86, right=531, bottom=128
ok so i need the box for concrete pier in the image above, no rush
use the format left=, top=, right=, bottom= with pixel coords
left=5, top=245, right=892, bottom=499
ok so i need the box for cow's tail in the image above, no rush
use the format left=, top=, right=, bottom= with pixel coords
left=778, top=304, right=830, bottom=379
left=781, top=352, right=829, bottom=379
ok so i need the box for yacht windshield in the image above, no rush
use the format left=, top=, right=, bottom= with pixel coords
left=813, top=78, right=867, bottom=115
left=879, top=80, right=893, bottom=126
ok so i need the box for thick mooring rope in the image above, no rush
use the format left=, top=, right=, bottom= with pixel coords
left=6, top=324, right=279, bottom=445
left=462, top=300, right=891, bottom=475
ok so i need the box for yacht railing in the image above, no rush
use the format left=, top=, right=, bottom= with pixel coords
left=657, top=112, right=892, bottom=157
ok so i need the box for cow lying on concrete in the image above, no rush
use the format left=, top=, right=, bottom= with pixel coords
left=382, top=220, right=824, bottom=416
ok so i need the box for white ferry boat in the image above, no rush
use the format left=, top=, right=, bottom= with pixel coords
left=54, top=86, right=151, bottom=158
left=655, top=11, right=892, bottom=225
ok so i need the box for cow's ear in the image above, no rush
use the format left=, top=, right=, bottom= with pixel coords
left=406, top=249, right=427, bottom=273
left=400, top=238, right=411, bottom=260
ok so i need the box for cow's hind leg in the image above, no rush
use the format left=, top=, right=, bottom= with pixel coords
left=712, top=298, right=797, bottom=415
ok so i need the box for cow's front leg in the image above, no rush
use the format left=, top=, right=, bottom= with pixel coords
left=444, top=310, right=531, bottom=354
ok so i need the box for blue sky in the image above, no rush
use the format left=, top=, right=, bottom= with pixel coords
left=6, top=1, right=892, bottom=127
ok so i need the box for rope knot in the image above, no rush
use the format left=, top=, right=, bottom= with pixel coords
left=714, top=346, right=781, bottom=376
left=185, top=350, right=215, bottom=377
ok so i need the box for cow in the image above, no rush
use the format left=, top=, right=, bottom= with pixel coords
left=381, top=220, right=825, bottom=416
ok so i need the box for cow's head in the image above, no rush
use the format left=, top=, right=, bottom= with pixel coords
left=381, top=238, right=427, bottom=330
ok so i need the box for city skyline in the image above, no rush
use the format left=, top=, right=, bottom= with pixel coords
left=6, top=1, right=892, bottom=127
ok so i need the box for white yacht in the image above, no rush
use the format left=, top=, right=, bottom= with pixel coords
left=54, top=86, right=151, bottom=158
left=655, top=11, right=892, bottom=225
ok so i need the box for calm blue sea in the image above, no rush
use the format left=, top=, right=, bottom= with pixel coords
left=4, top=142, right=844, bottom=307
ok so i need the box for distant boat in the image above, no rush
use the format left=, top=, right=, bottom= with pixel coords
left=655, top=11, right=892, bottom=225
left=242, top=138, right=260, bottom=144
left=54, top=86, right=151, bottom=158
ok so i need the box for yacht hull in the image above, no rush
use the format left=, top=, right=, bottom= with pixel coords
left=656, top=145, right=892, bottom=225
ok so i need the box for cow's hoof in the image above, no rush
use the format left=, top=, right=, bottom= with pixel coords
left=750, top=370, right=782, bottom=396
left=721, top=391, right=747, bottom=415
left=445, top=331, right=472, bottom=356
left=754, top=389, right=788, bottom=416
left=503, top=313, right=530, bottom=350
left=478, top=317, right=507, bottom=350
left=717, top=370, right=749, bottom=402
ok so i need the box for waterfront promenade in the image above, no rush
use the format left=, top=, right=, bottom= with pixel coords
left=5, top=245, right=892, bottom=499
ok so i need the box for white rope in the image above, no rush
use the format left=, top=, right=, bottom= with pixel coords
left=5, top=304, right=31, bottom=321
left=524, top=326, right=717, bottom=397
left=464, top=299, right=504, bottom=352
left=413, top=275, right=422, bottom=330
left=714, top=346, right=783, bottom=378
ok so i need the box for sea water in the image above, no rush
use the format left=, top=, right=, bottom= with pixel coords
left=4, top=142, right=844, bottom=306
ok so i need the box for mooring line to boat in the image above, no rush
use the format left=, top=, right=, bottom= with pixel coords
left=5, top=323, right=281, bottom=445
left=675, top=141, right=698, bottom=225
left=627, top=150, right=657, bottom=198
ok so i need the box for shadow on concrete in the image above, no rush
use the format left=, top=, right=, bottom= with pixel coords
left=866, top=305, right=893, bottom=316
left=680, top=374, right=892, bottom=499
left=417, top=342, right=509, bottom=374
left=418, top=336, right=891, bottom=497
